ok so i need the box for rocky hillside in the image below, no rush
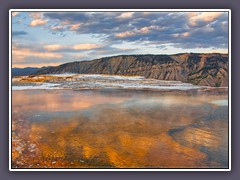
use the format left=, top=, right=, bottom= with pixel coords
left=35, top=53, right=229, bottom=87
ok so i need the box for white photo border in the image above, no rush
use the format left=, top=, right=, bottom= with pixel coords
left=9, top=9, right=231, bottom=171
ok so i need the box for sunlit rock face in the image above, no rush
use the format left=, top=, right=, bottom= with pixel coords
left=12, top=89, right=228, bottom=168
left=33, top=53, right=228, bottom=87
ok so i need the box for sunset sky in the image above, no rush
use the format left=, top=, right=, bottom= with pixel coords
left=11, top=11, right=229, bottom=68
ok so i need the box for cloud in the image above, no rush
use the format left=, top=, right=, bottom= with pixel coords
left=182, top=32, right=190, bottom=37
left=12, top=41, right=140, bottom=68
left=30, top=19, right=48, bottom=26
left=72, top=44, right=103, bottom=50
left=115, top=26, right=164, bottom=38
left=25, top=11, right=229, bottom=50
left=12, top=44, right=63, bottom=61
left=117, top=12, right=134, bottom=19
left=70, top=23, right=81, bottom=30
left=43, top=43, right=104, bottom=52
left=187, top=12, right=224, bottom=26
left=42, top=43, right=137, bottom=57
left=12, top=11, right=229, bottom=68
left=115, top=31, right=135, bottom=38
left=88, top=46, right=138, bottom=56
left=44, top=44, right=64, bottom=51
left=29, top=12, right=48, bottom=26
left=30, top=12, right=42, bottom=19
left=45, top=12, right=89, bottom=20
left=115, top=27, right=150, bottom=38
left=12, top=43, right=69, bottom=67
left=36, top=12, right=228, bottom=45
left=12, top=31, right=28, bottom=36
left=49, top=25, right=65, bottom=31
left=43, top=12, right=127, bottom=34
left=12, top=12, right=20, bottom=17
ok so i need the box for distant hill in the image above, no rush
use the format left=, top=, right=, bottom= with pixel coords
left=34, top=53, right=228, bottom=87
left=12, top=67, right=40, bottom=76
left=12, top=67, right=51, bottom=76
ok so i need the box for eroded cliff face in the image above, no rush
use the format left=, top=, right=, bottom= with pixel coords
left=35, top=53, right=228, bottom=87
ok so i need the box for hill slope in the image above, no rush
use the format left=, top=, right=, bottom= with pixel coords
left=35, top=53, right=229, bottom=87
left=12, top=67, right=42, bottom=76
left=12, top=66, right=53, bottom=76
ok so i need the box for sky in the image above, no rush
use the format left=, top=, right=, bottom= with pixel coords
left=11, top=11, right=229, bottom=68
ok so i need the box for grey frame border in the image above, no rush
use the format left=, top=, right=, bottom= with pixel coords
left=0, top=0, right=239, bottom=179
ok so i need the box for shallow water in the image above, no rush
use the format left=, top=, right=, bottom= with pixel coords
left=12, top=89, right=229, bottom=168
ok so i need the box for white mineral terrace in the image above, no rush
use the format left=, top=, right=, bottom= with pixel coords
left=12, top=74, right=206, bottom=91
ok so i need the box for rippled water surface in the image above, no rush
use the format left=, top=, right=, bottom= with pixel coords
left=12, top=89, right=228, bottom=168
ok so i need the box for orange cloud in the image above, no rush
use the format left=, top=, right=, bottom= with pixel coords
left=29, top=12, right=48, bottom=27
left=70, top=23, right=81, bottom=30
left=12, top=12, right=20, bottom=17
left=117, top=12, right=134, bottom=19
left=30, top=19, right=48, bottom=27
left=72, top=44, right=102, bottom=50
left=188, top=12, right=224, bottom=26
left=182, top=32, right=190, bottom=37
left=44, top=44, right=64, bottom=51
left=139, top=27, right=151, bottom=34
left=12, top=45, right=63, bottom=62
left=44, top=43, right=103, bottom=51
left=115, top=31, right=135, bottom=38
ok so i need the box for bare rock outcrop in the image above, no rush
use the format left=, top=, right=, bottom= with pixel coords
left=35, top=53, right=228, bottom=87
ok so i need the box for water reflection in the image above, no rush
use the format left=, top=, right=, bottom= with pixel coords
left=12, top=89, right=228, bottom=168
